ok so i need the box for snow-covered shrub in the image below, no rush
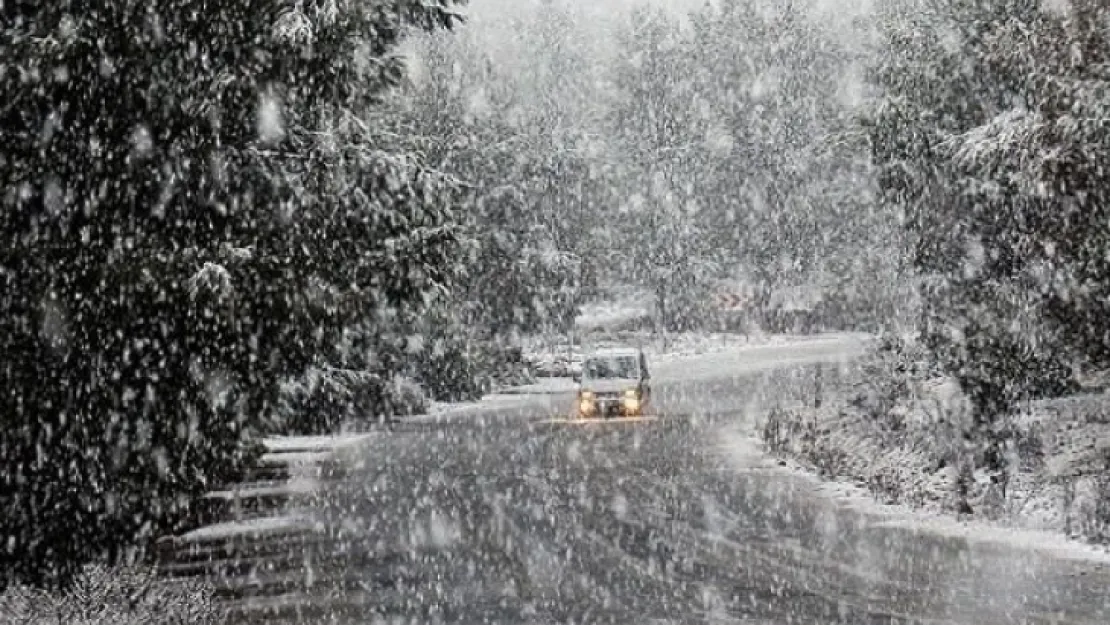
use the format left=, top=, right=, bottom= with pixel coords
left=409, top=335, right=529, bottom=402
left=1066, top=475, right=1110, bottom=544
left=764, top=335, right=982, bottom=510
left=390, top=374, right=430, bottom=416
left=0, top=565, right=221, bottom=625
left=762, top=333, right=1096, bottom=523
left=275, top=367, right=427, bottom=435
left=848, top=333, right=941, bottom=429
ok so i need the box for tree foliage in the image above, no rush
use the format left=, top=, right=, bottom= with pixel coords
left=390, top=20, right=590, bottom=339
left=0, top=0, right=463, bottom=587
left=867, top=0, right=1108, bottom=428
left=602, top=1, right=904, bottom=330
left=604, top=7, right=720, bottom=331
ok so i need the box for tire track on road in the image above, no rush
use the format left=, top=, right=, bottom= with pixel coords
left=586, top=421, right=962, bottom=625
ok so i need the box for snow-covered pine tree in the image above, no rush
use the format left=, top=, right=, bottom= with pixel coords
left=0, top=0, right=464, bottom=587
left=369, top=23, right=591, bottom=374
left=604, top=6, right=720, bottom=332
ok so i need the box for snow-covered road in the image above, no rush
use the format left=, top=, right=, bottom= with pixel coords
left=427, top=332, right=870, bottom=421
left=223, top=333, right=1110, bottom=624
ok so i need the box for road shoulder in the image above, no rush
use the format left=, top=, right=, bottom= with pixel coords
left=748, top=376, right=1110, bottom=566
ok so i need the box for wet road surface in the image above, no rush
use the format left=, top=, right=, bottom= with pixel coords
left=229, top=337, right=1110, bottom=624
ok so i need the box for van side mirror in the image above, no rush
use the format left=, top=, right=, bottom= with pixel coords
left=572, top=372, right=581, bottom=383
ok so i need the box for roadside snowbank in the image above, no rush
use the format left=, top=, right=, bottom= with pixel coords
left=427, top=391, right=548, bottom=415
left=263, top=433, right=375, bottom=453
left=645, top=331, right=789, bottom=363
left=495, top=377, right=579, bottom=395
left=180, top=514, right=320, bottom=542
left=648, top=331, right=867, bottom=366
left=719, top=425, right=1110, bottom=566
left=165, top=434, right=369, bottom=549
left=756, top=345, right=1110, bottom=557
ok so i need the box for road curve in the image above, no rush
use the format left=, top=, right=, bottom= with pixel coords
left=230, top=335, right=1110, bottom=624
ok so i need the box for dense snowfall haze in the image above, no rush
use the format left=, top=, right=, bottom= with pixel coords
left=3, top=1, right=1110, bottom=624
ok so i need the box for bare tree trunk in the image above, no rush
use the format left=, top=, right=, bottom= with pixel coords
left=656, top=280, right=669, bottom=351
left=814, top=364, right=823, bottom=409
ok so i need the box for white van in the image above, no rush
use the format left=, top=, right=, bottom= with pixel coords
left=573, top=347, right=651, bottom=418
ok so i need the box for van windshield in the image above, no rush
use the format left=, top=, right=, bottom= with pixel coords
left=583, top=355, right=639, bottom=380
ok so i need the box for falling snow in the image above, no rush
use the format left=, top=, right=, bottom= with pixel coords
left=3, top=1, right=1110, bottom=623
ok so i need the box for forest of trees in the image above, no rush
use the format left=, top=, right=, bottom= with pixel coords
left=402, top=0, right=908, bottom=333
left=868, top=0, right=1110, bottom=467
left=3, top=0, right=1106, bottom=589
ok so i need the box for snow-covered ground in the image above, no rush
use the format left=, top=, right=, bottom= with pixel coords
left=473, top=332, right=868, bottom=409
left=165, top=433, right=375, bottom=549
left=180, top=513, right=320, bottom=542
left=494, top=377, right=580, bottom=395
left=718, top=424, right=1110, bottom=567
left=525, top=330, right=866, bottom=377
left=263, top=433, right=376, bottom=454
left=646, top=331, right=867, bottom=367
left=754, top=365, right=1110, bottom=565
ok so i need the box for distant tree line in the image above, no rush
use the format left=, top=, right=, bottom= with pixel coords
left=407, top=0, right=909, bottom=334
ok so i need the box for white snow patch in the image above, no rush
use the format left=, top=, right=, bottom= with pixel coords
left=263, top=433, right=376, bottom=453
left=565, top=438, right=584, bottom=464
left=256, top=91, right=285, bottom=144
left=130, top=124, right=154, bottom=156
left=43, top=175, right=64, bottom=216
left=1041, top=0, right=1072, bottom=17
left=575, top=302, right=652, bottom=332
left=647, top=332, right=867, bottom=367
left=427, top=511, right=462, bottom=548
left=203, top=477, right=318, bottom=501
left=433, top=393, right=537, bottom=410
left=651, top=333, right=869, bottom=382
left=258, top=450, right=332, bottom=467
left=611, top=492, right=629, bottom=520
left=422, top=392, right=563, bottom=420
left=179, top=514, right=318, bottom=542
left=496, top=377, right=579, bottom=395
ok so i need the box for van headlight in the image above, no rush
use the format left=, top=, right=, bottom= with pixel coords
left=578, top=390, right=596, bottom=415
left=622, top=394, right=641, bottom=413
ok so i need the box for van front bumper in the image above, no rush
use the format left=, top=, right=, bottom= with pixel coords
left=578, top=394, right=642, bottom=418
